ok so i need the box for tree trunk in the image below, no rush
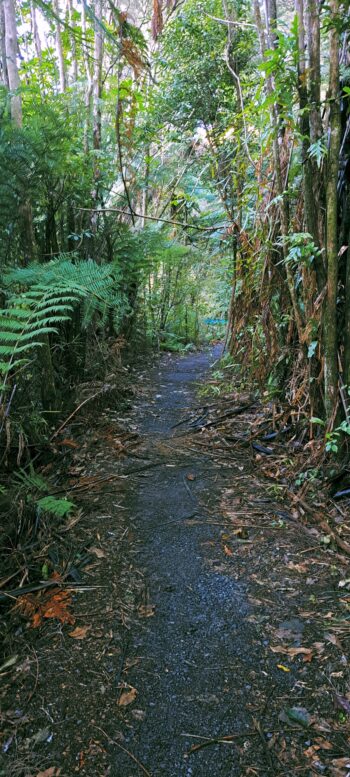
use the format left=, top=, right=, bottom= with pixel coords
left=324, top=0, right=341, bottom=419
left=82, top=0, right=93, bottom=153
left=305, top=0, right=326, bottom=289
left=39, top=335, right=57, bottom=410
left=67, top=0, right=78, bottom=83
left=91, top=0, right=104, bottom=238
left=53, top=0, right=66, bottom=92
left=31, top=1, right=42, bottom=61
left=344, top=240, right=350, bottom=390
left=254, top=0, right=304, bottom=342
left=0, top=2, right=9, bottom=87
left=3, top=0, right=22, bottom=126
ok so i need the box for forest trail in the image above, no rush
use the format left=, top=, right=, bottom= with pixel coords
left=115, top=345, right=266, bottom=776
left=3, top=347, right=348, bottom=777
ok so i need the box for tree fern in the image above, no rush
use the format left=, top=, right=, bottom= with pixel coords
left=0, top=256, right=127, bottom=396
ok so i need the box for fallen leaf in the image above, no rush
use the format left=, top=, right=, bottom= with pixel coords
left=0, top=655, right=18, bottom=672
left=223, top=544, right=233, bottom=557
left=277, top=664, right=290, bottom=672
left=15, top=587, right=74, bottom=628
left=331, top=757, right=350, bottom=768
left=334, top=693, right=350, bottom=716
left=59, top=438, right=79, bottom=448
left=68, top=625, right=91, bottom=640
left=325, top=632, right=343, bottom=649
left=118, top=687, right=137, bottom=707
left=138, top=604, right=155, bottom=618
left=286, top=561, right=308, bottom=573
left=315, top=738, right=334, bottom=750
left=90, top=546, right=106, bottom=559
left=271, top=645, right=313, bottom=661
left=186, top=473, right=195, bottom=481
left=132, top=709, right=146, bottom=721
left=281, top=706, right=311, bottom=727
left=36, top=769, right=61, bottom=777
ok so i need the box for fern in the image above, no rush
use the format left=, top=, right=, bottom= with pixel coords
left=36, top=496, right=75, bottom=517
left=0, top=257, right=127, bottom=393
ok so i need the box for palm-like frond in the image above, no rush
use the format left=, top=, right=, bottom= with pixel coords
left=0, top=257, right=127, bottom=388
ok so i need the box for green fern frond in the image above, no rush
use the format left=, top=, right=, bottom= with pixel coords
left=0, top=256, right=128, bottom=392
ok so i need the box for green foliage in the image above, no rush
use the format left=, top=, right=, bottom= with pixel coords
left=282, top=233, right=323, bottom=269
left=308, top=137, right=328, bottom=168
left=36, top=495, right=75, bottom=517
left=0, top=257, right=127, bottom=386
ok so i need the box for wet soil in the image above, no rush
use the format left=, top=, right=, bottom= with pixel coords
left=115, top=347, right=287, bottom=776
left=2, top=347, right=350, bottom=777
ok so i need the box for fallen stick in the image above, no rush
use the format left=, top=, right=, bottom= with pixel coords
left=0, top=580, right=102, bottom=603
left=51, top=388, right=107, bottom=440
left=93, top=724, right=153, bottom=777
left=175, top=403, right=255, bottom=436
left=183, top=729, right=261, bottom=755
left=183, top=475, right=197, bottom=502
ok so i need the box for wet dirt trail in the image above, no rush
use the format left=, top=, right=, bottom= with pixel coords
left=114, top=347, right=284, bottom=776
left=3, top=346, right=349, bottom=777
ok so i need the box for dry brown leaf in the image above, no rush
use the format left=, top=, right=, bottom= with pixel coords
left=271, top=645, right=313, bottom=661
left=36, top=768, right=61, bottom=777
left=138, top=604, right=155, bottom=618
left=59, top=438, right=79, bottom=448
left=223, top=544, right=233, bottom=557
left=118, top=686, right=137, bottom=707
left=90, top=546, right=106, bottom=559
left=315, top=738, right=334, bottom=750
left=331, top=757, right=350, bottom=768
left=68, top=625, right=91, bottom=640
left=16, top=587, right=75, bottom=628
left=325, top=632, right=343, bottom=649
left=186, top=473, right=195, bottom=481
left=286, top=561, right=308, bottom=573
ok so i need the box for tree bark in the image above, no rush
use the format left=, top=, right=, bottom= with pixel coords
left=3, top=0, right=22, bottom=126
left=67, top=0, right=78, bottom=83
left=305, top=0, right=326, bottom=289
left=254, top=0, right=304, bottom=342
left=344, top=240, right=350, bottom=390
left=31, top=1, right=42, bottom=61
left=0, top=2, right=9, bottom=87
left=53, top=0, right=66, bottom=92
left=81, top=1, right=93, bottom=153
left=91, top=0, right=104, bottom=237
left=324, top=0, right=341, bottom=419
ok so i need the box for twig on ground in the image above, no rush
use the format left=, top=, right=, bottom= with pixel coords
left=182, top=728, right=263, bottom=755
left=93, top=724, right=153, bottom=777
left=51, top=389, right=107, bottom=439
left=183, top=475, right=197, bottom=502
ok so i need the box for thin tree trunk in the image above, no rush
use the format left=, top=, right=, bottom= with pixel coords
left=91, top=0, right=104, bottom=238
left=344, top=240, right=350, bottom=390
left=0, top=2, right=9, bottom=87
left=324, top=0, right=341, bottom=418
left=81, top=1, right=93, bottom=153
left=305, top=0, right=326, bottom=289
left=3, top=0, right=22, bottom=125
left=31, top=1, right=42, bottom=61
left=3, top=0, right=37, bottom=264
left=67, top=0, right=78, bottom=83
left=53, top=0, right=66, bottom=92
left=141, top=149, right=150, bottom=228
